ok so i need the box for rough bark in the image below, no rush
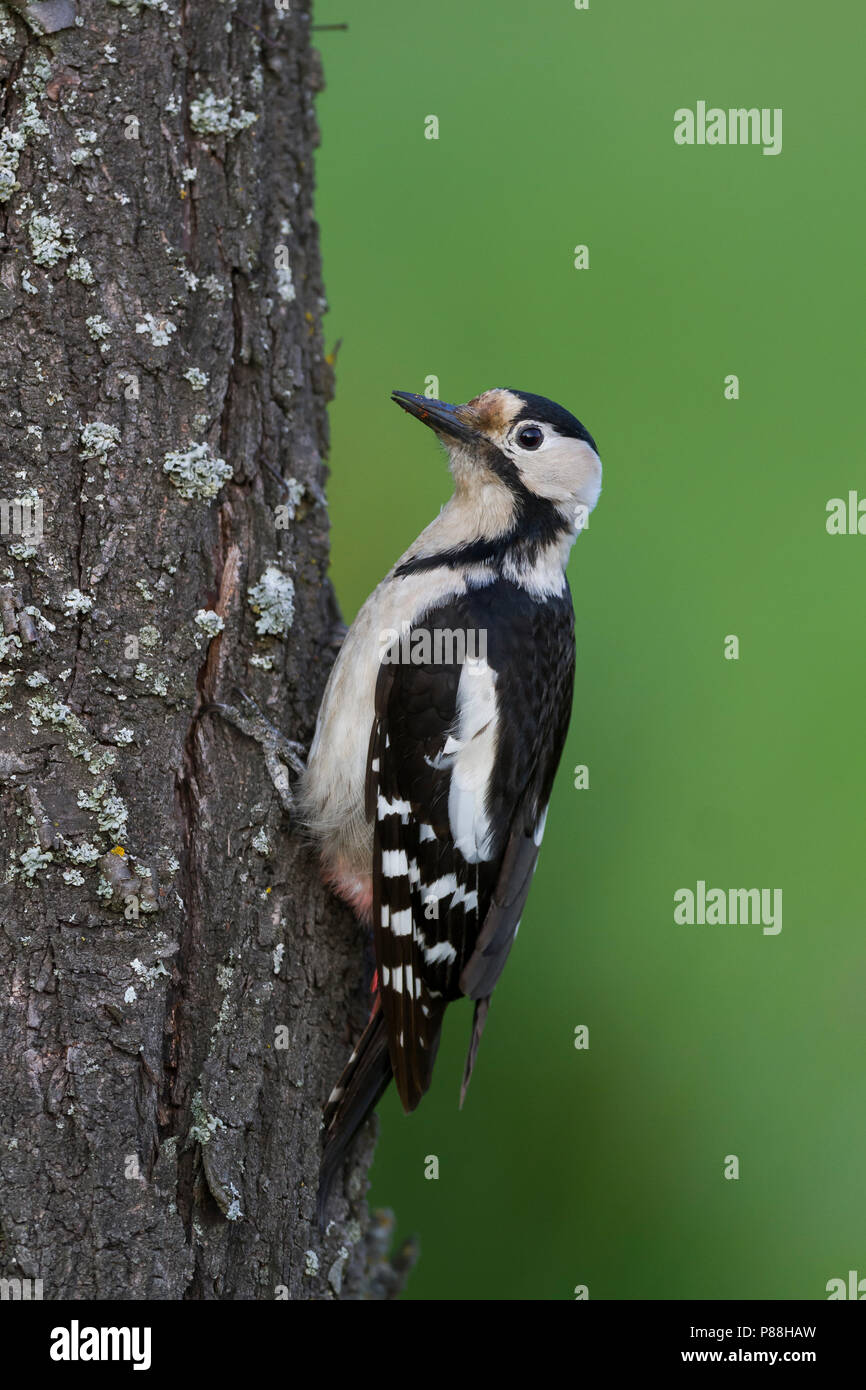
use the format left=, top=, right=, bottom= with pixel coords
left=0, top=0, right=405, bottom=1300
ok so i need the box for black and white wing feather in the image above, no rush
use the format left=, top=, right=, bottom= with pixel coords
left=369, top=580, right=575, bottom=1112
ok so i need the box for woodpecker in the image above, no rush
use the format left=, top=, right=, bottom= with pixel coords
left=300, top=387, right=602, bottom=1222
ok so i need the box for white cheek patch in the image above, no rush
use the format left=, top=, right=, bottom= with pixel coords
left=514, top=437, right=602, bottom=512
left=447, top=658, right=499, bottom=863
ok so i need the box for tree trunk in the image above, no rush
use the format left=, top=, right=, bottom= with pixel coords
left=0, top=0, right=403, bottom=1300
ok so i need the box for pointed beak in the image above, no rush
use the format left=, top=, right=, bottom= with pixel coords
left=391, top=390, right=476, bottom=443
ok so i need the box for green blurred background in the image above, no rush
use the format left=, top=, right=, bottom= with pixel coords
left=314, top=0, right=865, bottom=1299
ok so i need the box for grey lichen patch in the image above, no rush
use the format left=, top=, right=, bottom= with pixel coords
left=76, top=782, right=129, bottom=839
left=28, top=212, right=76, bottom=266
left=182, top=366, right=209, bottom=391
left=24, top=692, right=67, bottom=740
left=189, top=88, right=257, bottom=139
left=130, top=956, right=169, bottom=989
left=275, top=259, right=295, bottom=304
left=135, top=313, right=176, bottom=347
left=224, top=1183, right=244, bottom=1222
left=133, top=662, right=169, bottom=696
left=108, top=0, right=172, bottom=11
left=209, top=960, right=237, bottom=1034
left=201, top=274, right=226, bottom=300
left=67, top=257, right=95, bottom=285
left=279, top=477, right=305, bottom=522
left=17, top=843, right=53, bottom=882
left=85, top=314, right=112, bottom=341
left=67, top=840, right=101, bottom=865
left=252, top=826, right=269, bottom=855
left=26, top=605, right=56, bottom=633
left=0, top=129, right=27, bottom=203
left=0, top=632, right=23, bottom=663
left=248, top=564, right=295, bottom=637
left=0, top=50, right=51, bottom=204
left=80, top=421, right=120, bottom=460
left=138, top=624, right=160, bottom=650
left=63, top=587, right=93, bottom=615
left=189, top=1091, right=226, bottom=1146
left=163, top=443, right=232, bottom=501
left=194, top=608, right=224, bottom=646
left=0, top=5, right=17, bottom=46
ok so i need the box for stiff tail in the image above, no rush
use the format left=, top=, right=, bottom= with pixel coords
left=318, top=1002, right=393, bottom=1228
left=459, top=996, right=490, bottom=1108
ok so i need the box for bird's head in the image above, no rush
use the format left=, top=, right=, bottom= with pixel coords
left=392, top=387, right=602, bottom=539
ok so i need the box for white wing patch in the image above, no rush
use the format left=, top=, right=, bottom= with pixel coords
left=424, top=939, right=457, bottom=966
left=447, top=658, right=499, bottom=864
left=382, top=848, right=409, bottom=878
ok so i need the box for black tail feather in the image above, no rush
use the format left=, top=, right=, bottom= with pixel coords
left=317, top=1005, right=393, bottom=1229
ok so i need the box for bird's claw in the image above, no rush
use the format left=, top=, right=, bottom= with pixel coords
left=207, top=688, right=306, bottom=814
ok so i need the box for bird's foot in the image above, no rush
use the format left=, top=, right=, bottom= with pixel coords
left=207, top=688, right=306, bottom=814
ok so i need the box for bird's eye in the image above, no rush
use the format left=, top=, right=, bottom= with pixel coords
left=516, top=424, right=544, bottom=450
